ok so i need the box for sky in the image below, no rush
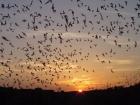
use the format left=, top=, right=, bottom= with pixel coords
left=0, top=0, right=140, bottom=91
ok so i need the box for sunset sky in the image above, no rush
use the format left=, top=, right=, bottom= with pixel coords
left=0, top=0, right=140, bottom=91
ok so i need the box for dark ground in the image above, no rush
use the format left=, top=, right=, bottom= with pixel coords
left=0, top=84, right=140, bottom=105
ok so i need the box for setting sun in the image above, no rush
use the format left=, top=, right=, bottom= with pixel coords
left=78, top=89, right=83, bottom=93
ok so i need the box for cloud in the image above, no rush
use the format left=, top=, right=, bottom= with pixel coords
left=63, top=32, right=91, bottom=38
left=112, top=59, right=133, bottom=65
left=27, top=30, right=91, bottom=39
left=102, top=10, right=136, bottom=17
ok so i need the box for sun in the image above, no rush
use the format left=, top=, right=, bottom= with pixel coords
left=78, top=89, right=83, bottom=93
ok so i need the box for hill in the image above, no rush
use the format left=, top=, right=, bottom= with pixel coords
left=0, top=84, right=140, bottom=105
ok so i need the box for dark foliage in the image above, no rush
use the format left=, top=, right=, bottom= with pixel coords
left=0, top=84, right=140, bottom=105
